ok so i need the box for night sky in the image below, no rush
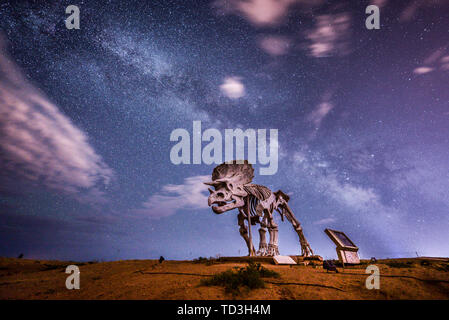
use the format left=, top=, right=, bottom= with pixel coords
left=1, top=0, right=448, bottom=261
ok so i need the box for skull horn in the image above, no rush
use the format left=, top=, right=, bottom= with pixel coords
left=203, top=178, right=228, bottom=186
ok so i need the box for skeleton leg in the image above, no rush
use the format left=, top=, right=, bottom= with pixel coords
left=238, top=212, right=255, bottom=256
left=295, top=225, right=314, bottom=257
left=281, top=204, right=314, bottom=257
left=256, top=222, right=268, bottom=256
left=267, top=217, right=280, bottom=256
left=254, top=205, right=268, bottom=256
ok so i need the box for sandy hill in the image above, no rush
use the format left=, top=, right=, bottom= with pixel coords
left=0, top=257, right=448, bottom=299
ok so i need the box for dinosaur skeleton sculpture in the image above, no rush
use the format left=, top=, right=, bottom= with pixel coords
left=205, top=161, right=314, bottom=257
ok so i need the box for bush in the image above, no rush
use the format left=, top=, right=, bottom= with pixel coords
left=420, top=260, right=430, bottom=266
left=193, top=257, right=209, bottom=263
left=200, top=262, right=279, bottom=296
left=193, top=256, right=221, bottom=266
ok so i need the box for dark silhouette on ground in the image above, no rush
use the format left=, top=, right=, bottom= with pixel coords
left=323, top=260, right=338, bottom=273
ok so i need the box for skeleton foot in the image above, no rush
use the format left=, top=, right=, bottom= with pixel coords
left=267, top=224, right=279, bottom=256
left=296, top=227, right=314, bottom=257
left=257, top=243, right=268, bottom=256
left=267, top=244, right=279, bottom=256
left=257, top=227, right=268, bottom=256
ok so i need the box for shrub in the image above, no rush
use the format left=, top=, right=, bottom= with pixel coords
left=193, top=256, right=221, bottom=265
left=193, top=257, right=209, bottom=263
left=420, top=260, right=430, bottom=266
left=200, top=262, right=279, bottom=296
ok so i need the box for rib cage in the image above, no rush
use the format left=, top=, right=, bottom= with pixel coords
left=243, top=184, right=273, bottom=219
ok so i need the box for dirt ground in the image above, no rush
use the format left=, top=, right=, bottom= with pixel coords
left=1, top=257, right=448, bottom=299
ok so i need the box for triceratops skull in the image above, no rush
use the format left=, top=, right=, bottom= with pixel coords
left=204, top=161, right=254, bottom=214
left=205, top=179, right=247, bottom=213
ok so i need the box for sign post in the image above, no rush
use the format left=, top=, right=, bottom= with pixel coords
left=324, top=229, right=360, bottom=267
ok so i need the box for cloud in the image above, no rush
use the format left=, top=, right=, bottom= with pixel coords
left=424, top=48, right=446, bottom=65
left=213, top=0, right=325, bottom=27
left=258, top=35, right=291, bottom=56
left=304, top=13, right=352, bottom=58
left=213, top=0, right=297, bottom=27
left=0, top=37, right=113, bottom=200
left=370, top=0, right=388, bottom=7
left=289, top=147, right=425, bottom=255
left=133, top=175, right=210, bottom=219
left=306, top=89, right=335, bottom=136
left=313, top=217, right=336, bottom=225
left=388, top=146, right=449, bottom=208
left=324, top=176, right=379, bottom=210
left=399, top=0, right=449, bottom=23
left=307, top=102, right=334, bottom=127
left=399, top=1, right=420, bottom=22
left=213, top=1, right=352, bottom=59
left=291, top=150, right=381, bottom=211
left=441, top=56, right=449, bottom=71
left=350, top=150, right=377, bottom=172
left=413, top=67, right=434, bottom=75
left=413, top=48, right=449, bottom=75
left=220, top=76, right=245, bottom=99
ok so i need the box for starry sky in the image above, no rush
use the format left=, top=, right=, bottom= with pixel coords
left=0, top=0, right=448, bottom=261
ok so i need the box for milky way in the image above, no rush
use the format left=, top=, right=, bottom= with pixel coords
left=0, top=0, right=448, bottom=261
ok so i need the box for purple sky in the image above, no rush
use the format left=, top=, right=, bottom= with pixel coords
left=0, top=0, right=448, bottom=261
